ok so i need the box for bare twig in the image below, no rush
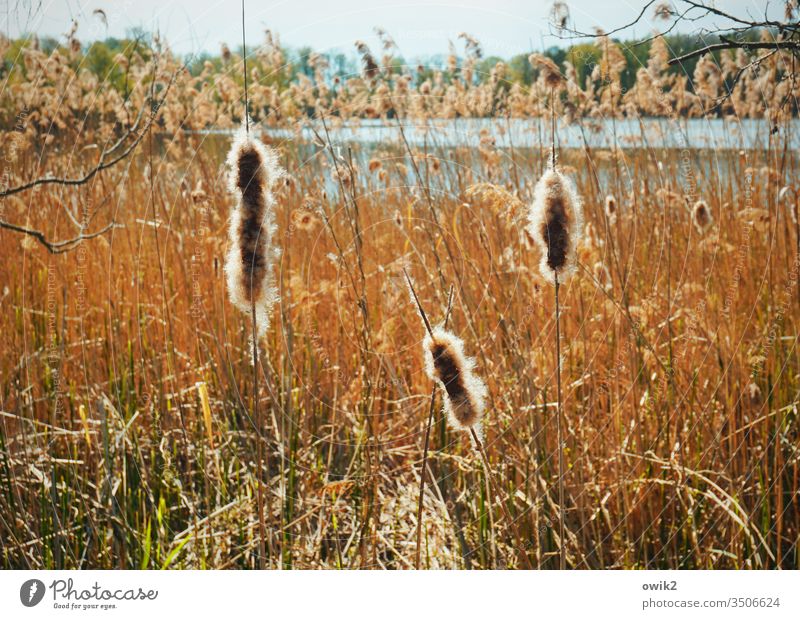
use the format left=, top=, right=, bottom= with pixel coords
left=0, top=71, right=177, bottom=199
left=668, top=39, right=800, bottom=66
left=0, top=220, right=119, bottom=254
left=0, top=67, right=180, bottom=253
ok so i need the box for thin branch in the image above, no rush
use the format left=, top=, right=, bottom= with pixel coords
left=0, top=69, right=178, bottom=199
left=0, top=220, right=119, bottom=254
left=668, top=39, right=800, bottom=65
left=553, top=0, right=800, bottom=68
left=555, top=0, right=659, bottom=39
left=680, top=0, right=784, bottom=29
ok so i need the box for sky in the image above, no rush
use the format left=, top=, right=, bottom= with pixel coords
left=1, top=0, right=787, bottom=59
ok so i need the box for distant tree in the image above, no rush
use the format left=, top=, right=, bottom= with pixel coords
left=507, top=53, right=533, bottom=85
left=295, top=46, right=314, bottom=77
left=553, top=0, right=800, bottom=97
left=476, top=55, right=504, bottom=82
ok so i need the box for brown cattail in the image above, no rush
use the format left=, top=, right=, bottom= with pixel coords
left=692, top=199, right=713, bottom=234
left=528, top=166, right=583, bottom=284
left=604, top=194, right=617, bottom=222
left=224, top=124, right=283, bottom=336
left=423, top=326, right=487, bottom=438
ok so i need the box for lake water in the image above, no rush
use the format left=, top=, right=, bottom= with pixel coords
left=246, top=117, right=799, bottom=151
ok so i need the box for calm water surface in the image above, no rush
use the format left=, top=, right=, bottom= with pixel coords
left=243, top=117, right=800, bottom=151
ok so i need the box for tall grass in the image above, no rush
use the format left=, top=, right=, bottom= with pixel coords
left=1, top=103, right=799, bottom=568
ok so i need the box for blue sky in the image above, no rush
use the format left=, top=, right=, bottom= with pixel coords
left=2, top=0, right=786, bottom=59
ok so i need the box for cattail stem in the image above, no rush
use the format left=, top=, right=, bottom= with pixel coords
left=410, top=275, right=525, bottom=568
left=251, top=296, right=266, bottom=569
left=403, top=268, right=433, bottom=337
left=414, top=285, right=453, bottom=569
left=550, top=89, right=567, bottom=570
left=469, top=427, right=532, bottom=569
left=414, top=388, right=437, bottom=570
left=241, top=0, right=264, bottom=569
left=241, top=0, right=249, bottom=134
left=550, top=88, right=556, bottom=169
left=554, top=274, right=566, bottom=570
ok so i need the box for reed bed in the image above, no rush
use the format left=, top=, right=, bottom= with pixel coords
left=1, top=30, right=800, bottom=570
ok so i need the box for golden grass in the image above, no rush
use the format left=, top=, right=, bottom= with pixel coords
left=2, top=123, right=798, bottom=570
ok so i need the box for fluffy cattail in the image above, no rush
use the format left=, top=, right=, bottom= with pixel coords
left=528, top=166, right=583, bottom=284
left=692, top=200, right=713, bottom=234
left=604, top=194, right=617, bottom=222
left=423, top=326, right=487, bottom=437
left=224, top=124, right=283, bottom=337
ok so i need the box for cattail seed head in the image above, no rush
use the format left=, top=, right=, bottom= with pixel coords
left=224, top=124, right=283, bottom=337
left=528, top=167, right=583, bottom=284
left=604, top=194, right=617, bottom=221
left=423, top=326, right=487, bottom=437
left=692, top=199, right=713, bottom=234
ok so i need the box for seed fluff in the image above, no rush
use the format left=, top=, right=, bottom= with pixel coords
left=224, top=122, right=283, bottom=337
left=423, top=326, right=488, bottom=439
left=527, top=165, right=584, bottom=284
left=692, top=199, right=713, bottom=235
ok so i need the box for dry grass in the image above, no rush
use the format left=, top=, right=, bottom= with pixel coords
left=1, top=31, right=799, bottom=570
left=2, top=126, right=798, bottom=569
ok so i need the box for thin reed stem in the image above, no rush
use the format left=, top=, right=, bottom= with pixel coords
left=242, top=0, right=249, bottom=133
left=414, top=285, right=453, bottom=569
left=403, top=268, right=433, bottom=337
left=414, top=388, right=438, bottom=570
left=548, top=81, right=566, bottom=570
left=555, top=275, right=565, bottom=570
left=550, top=88, right=556, bottom=168
left=469, top=427, right=532, bottom=569
left=241, top=0, right=265, bottom=569
left=251, top=297, right=266, bottom=569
